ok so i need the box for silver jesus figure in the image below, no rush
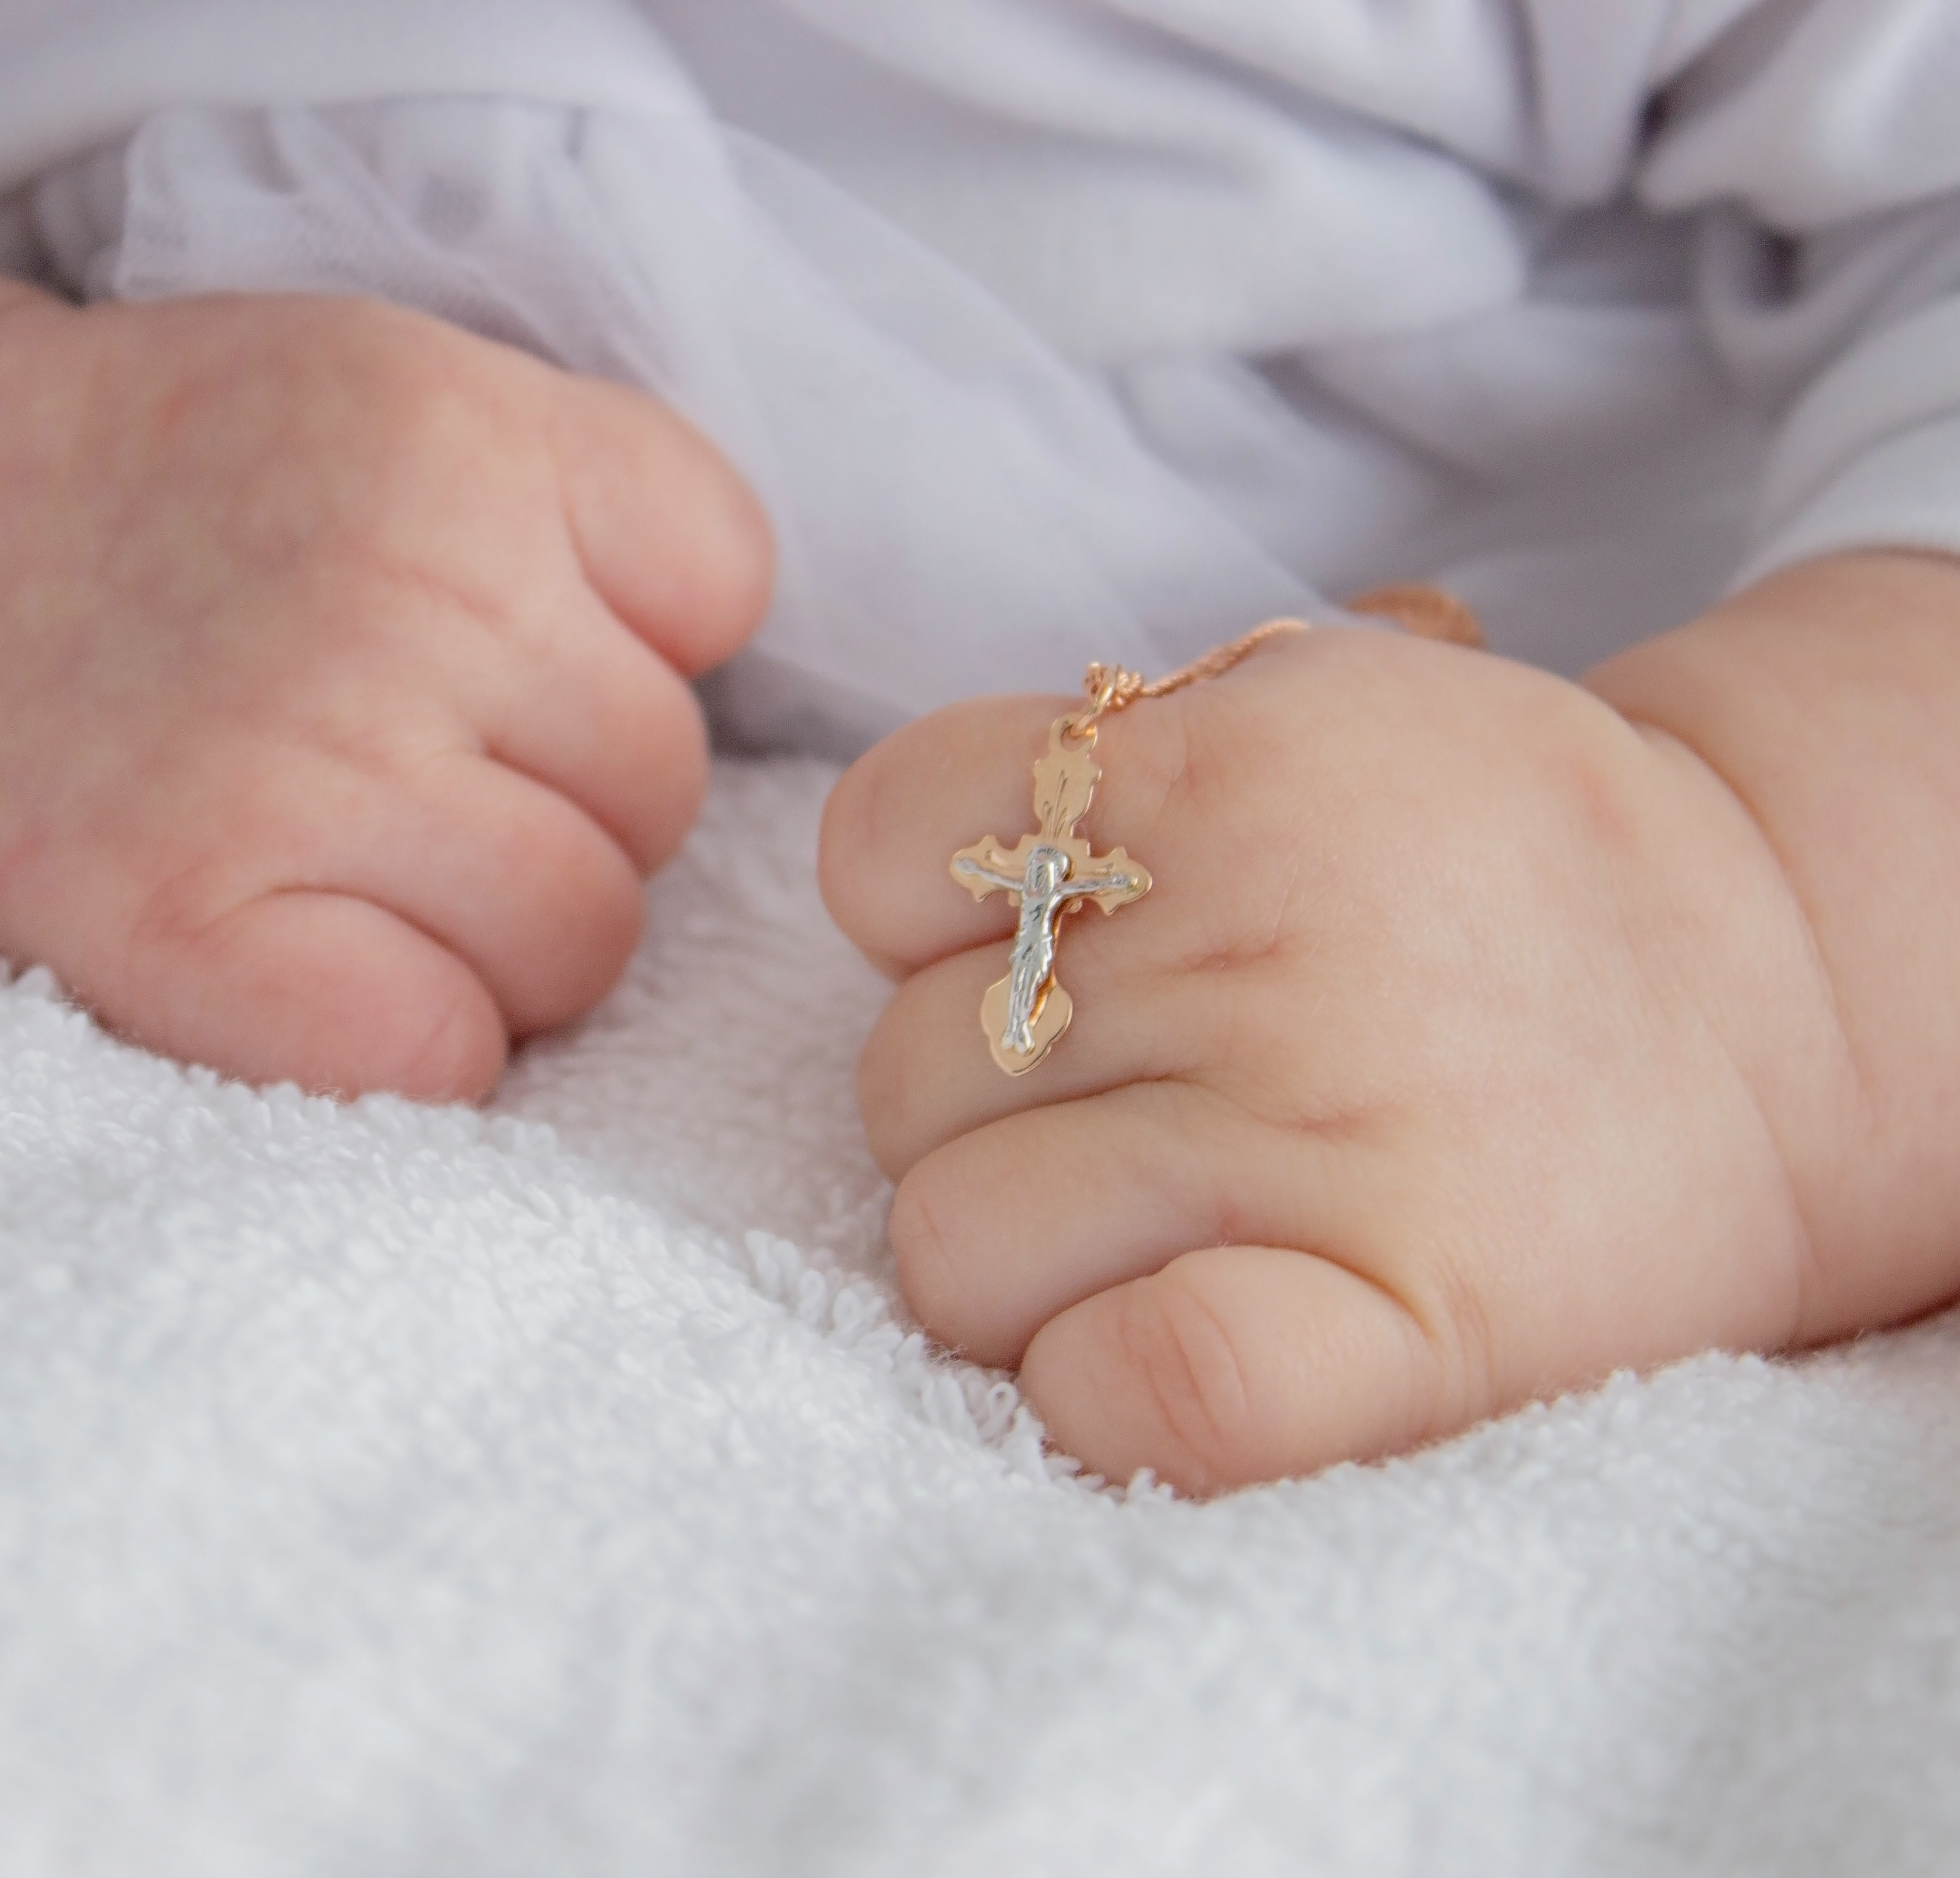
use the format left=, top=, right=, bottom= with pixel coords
left=950, top=722, right=1152, bottom=1074
left=954, top=844, right=1139, bottom=1055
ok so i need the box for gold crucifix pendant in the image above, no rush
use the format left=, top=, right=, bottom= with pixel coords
left=950, top=717, right=1152, bottom=1075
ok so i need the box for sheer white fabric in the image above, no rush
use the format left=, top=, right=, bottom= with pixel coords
left=5, top=0, right=1960, bottom=749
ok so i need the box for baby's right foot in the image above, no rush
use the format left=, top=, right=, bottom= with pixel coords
left=0, top=282, right=771, bottom=1099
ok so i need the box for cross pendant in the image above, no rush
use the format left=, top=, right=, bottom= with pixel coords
left=949, top=718, right=1152, bottom=1075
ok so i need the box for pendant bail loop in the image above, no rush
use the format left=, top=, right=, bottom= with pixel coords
left=1067, top=662, right=1139, bottom=742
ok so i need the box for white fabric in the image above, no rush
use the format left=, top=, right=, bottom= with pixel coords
left=8, top=1, right=1960, bottom=739
left=0, top=0, right=673, bottom=186
left=4, top=757, right=1960, bottom=1874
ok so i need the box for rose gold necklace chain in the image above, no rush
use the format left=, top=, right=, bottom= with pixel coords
left=1067, top=618, right=1306, bottom=742
left=1064, top=583, right=1482, bottom=743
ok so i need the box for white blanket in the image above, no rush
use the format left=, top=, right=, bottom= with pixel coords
left=4, top=756, right=1959, bottom=1875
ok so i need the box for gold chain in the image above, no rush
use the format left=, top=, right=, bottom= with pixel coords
left=1063, top=585, right=1484, bottom=744
left=1066, top=618, right=1307, bottom=743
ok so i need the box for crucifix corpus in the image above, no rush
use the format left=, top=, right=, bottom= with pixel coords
left=949, top=717, right=1151, bottom=1075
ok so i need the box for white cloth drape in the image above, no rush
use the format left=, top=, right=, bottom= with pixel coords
left=4, top=0, right=1960, bottom=747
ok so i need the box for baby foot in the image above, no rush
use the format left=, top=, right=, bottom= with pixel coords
left=821, top=624, right=1850, bottom=1491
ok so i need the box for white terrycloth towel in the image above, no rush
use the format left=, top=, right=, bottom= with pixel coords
left=3, top=759, right=1959, bottom=1875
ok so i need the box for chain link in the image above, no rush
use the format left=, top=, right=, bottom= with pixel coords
left=1060, top=586, right=1484, bottom=744
left=1063, top=617, right=1309, bottom=743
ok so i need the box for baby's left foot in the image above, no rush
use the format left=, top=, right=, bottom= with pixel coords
left=819, top=591, right=1951, bottom=1493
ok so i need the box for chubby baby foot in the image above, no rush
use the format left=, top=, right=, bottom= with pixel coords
left=822, top=619, right=1870, bottom=1492
left=0, top=283, right=771, bottom=1099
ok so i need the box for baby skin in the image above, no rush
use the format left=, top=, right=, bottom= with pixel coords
left=6, top=284, right=1960, bottom=1497
left=822, top=553, right=1960, bottom=1493
left=0, top=281, right=771, bottom=1098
